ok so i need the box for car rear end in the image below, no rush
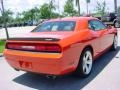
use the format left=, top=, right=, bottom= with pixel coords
left=4, top=37, right=81, bottom=75
left=4, top=39, right=78, bottom=76
left=4, top=38, right=69, bottom=75
left=4, top=19, right=83, bottom=76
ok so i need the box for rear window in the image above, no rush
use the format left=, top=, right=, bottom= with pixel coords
left=32, top=21, right=76, bottom=32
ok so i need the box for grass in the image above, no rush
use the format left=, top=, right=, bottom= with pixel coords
left=0, top=40, right=6, bottom=53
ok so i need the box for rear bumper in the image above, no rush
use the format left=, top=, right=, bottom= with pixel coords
left=4, top=49, right=78, bottom=75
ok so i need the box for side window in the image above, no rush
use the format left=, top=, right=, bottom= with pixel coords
left=89, top=20, right=106, bottom=31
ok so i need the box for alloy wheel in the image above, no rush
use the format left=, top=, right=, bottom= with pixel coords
left=82, top=51, right=93, bottom=75
left=113, top=35, right=118, bottom=49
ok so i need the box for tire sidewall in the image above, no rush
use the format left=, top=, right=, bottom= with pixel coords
left=112, top=35, right=118, bottom=50
left=75, top=48, right=93, bottom=77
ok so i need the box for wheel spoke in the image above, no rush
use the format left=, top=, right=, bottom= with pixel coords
left=85, top=52, right=90, bottom=59
left=83, top=63, right=86, bottom=72
left=85, top=65, right=89, bottom=74
left=86, top=60, right=92, bottom=65
left=83, top=55, right=87, bottom=61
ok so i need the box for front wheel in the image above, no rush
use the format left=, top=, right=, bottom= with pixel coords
left=114, top=21, right=120, bottom=28
left=75, top=48, right=93, bottom=78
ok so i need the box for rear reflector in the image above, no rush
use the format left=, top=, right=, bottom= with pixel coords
left=6, top=43, right=61, bottom=53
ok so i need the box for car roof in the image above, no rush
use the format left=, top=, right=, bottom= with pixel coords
left=47, top=17, right=98, bottom=22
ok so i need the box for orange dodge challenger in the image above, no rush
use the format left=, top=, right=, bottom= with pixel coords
left=4, top=17, right=118, bottom=77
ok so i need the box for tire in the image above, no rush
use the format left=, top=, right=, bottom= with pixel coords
left=114, top=21, right=120, bottom=28
left=111, top=35, right=118, bottom=51
left=75, top=48, right=93, bottom=78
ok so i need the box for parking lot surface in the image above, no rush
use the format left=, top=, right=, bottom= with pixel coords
left=0, top=28, right=120, bottom=90
left=0, top=26, right=35, bottom=39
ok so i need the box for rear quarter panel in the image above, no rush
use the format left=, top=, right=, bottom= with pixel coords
left=58, top=29, right=99, bottom=68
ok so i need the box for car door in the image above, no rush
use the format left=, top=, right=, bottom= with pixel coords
left=88, top=20, right=109, bottom=53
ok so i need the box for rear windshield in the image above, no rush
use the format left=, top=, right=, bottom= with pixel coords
left=32, top=21, right=76, bottom=32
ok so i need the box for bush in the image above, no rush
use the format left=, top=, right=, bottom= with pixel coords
left=0, top=40, right=6, bottom=53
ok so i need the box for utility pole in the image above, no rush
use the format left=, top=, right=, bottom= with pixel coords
left=57, top=0, right=60, bottom=16
left=86, top=2, right=89, bottom=15
left=0, top=0, right=9, bottom=39
left=76, top=0, right=81, bottom=16
left=86, top=0, right=90, bottom=15
left=114, top=0, right=117, bottom=13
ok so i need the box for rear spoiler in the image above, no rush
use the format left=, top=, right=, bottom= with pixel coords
left=7, top=38, right=60, bottom=42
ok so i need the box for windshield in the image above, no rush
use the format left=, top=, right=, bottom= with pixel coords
left=32, top=21, right=76, bottom=32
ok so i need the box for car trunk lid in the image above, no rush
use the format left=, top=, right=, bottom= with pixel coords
left=6, top=31, right=76, bottom=53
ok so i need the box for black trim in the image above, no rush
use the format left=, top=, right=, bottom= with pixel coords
left=8, top=38, right=60, bottom=42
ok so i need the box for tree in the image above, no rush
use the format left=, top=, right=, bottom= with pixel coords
left=48, top=0, right=56, bottom=18
left=95, top=1, right=107, bottom=16
left=76, top=0, right=80, bottom=16
left=15, top=12, right=23, bottom=24
left=4, top=10, right=13, bottom=23
left=15, top=1, right=59, bottom=22
left=40, top=3, right=52, bottom=19
left=114, top=0, right=117, bottom=13
left=40, top=2, right=59, bottom=19
left=0, top=0, right=9, bottom=39
left=86, top=0, right=90, bottom=14
left=20, top=7, right=40, bottom=24
left=64, top=0, right=77, bottom=16
left=0, top=9, right=13, bottom=26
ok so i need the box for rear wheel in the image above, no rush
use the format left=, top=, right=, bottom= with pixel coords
left=75, top=48, right=93, bottom=78
left=111, top=35, right=118, bottom=51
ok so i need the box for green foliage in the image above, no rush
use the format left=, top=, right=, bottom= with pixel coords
left=40, top=3, right=52, bottom=19
left=64, top=0, right=77, bottom=16
left=0, top=40, right=5, bottom=53
left=14, top=13, right=23, bottom=23
left=14, top=1, right=59, bottom=22
left=95, top=1, right=107, bottom=16
left=0, top=10, right=13, bottom=25
left=21, top=7, right=40, bottom=22
left=40, top=1, right=58, bottom=19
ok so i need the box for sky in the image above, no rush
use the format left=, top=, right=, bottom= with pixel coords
left=2, top=0, right=120, bottom=16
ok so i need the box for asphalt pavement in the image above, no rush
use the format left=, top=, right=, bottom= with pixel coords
left=0, top=28, right=120, bottom=90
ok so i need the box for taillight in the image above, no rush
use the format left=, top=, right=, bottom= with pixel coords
left=6, top=43, right=61, bottom=53
left=36, top=45, right=61, bottom=52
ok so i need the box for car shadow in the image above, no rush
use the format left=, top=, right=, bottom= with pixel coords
left=13, top=47, right=120, bottom=90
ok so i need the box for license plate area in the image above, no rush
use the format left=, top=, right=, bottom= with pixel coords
left=19, top=61, right=32, bottom=69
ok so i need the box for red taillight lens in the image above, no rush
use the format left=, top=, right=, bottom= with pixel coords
left=45, top=45, right=61, bottom=52
left=6, top=43, right=61, bottom=53
left=36, top=45, right=61, bottom=52
left=7, top=44, right=22, bottom=50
